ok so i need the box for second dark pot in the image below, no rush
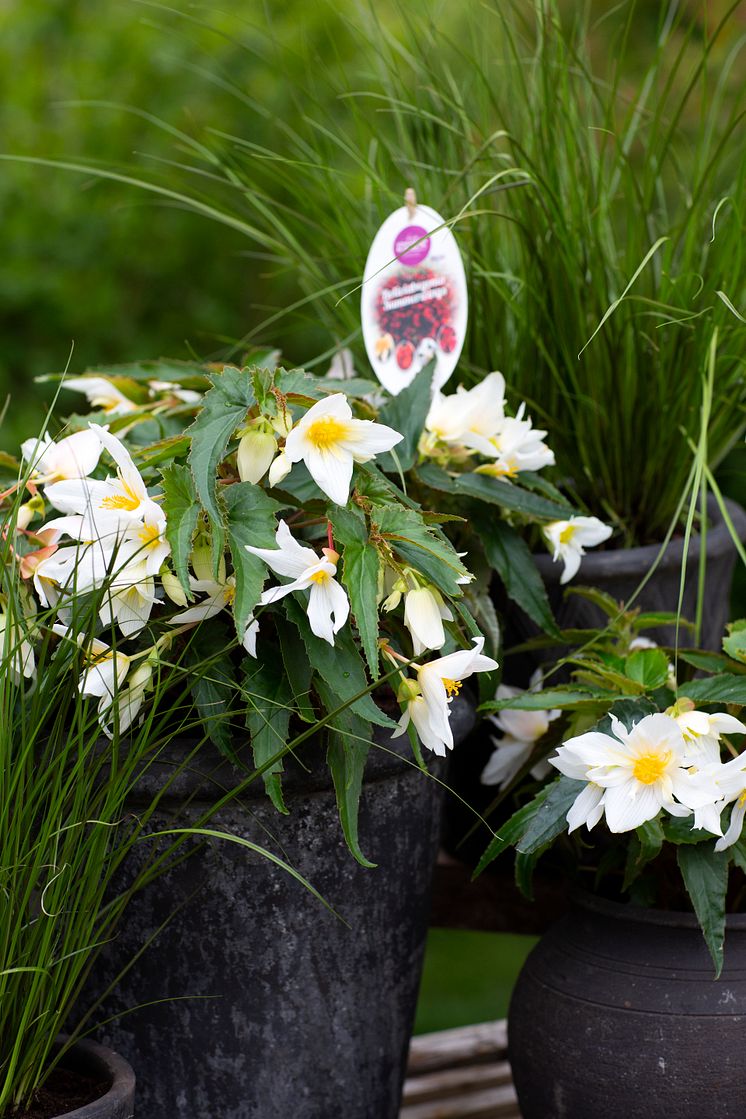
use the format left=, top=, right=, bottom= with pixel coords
left=508, top=891, right=746, bottom=1119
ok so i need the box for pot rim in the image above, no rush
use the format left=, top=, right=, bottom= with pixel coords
left=534, top=495, right=746, bottom=580
left=54, top=1036, right=135, bottom=1118
left=572, top=887, right=746, bottom=931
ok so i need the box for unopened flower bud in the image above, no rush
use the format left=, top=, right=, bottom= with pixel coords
left=237, top=430, right=277, bottom=485
left=161, top=568, right=188, bottom=607
left=268, top=450, right=292, bottom=488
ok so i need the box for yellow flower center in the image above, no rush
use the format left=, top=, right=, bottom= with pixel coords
left=442, top=678, right=462, bottom=697
left=632, top=750, right=670, bottom=785
left=308, top=570, right=329, bottom=585
left=225, top=584, right=236, bottom=604
left=100, top=480, right=140, bottom=512
left=738, top=789, right=746, bottom=809
left=305, top=415, right=349, bottom=450
left=559, top=524, right=576, bottom=545
left=137, top=523, right=161, bottom=547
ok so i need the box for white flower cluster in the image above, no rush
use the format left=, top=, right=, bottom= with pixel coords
left=551, top=709, right=746, bottom=850
left=421, top=373, right=611, bottom=584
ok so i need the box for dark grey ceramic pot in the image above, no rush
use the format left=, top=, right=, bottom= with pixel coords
left=532, top=496, right=746, bottom=651
left=90, top=700, right=474, bottom=1119
left=508, top=892, right=746, bottom=1119
left=52, top=1038, right=135, bottom=1119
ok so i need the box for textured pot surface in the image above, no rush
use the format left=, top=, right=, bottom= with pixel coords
left=54, top=1038, right=135, bottom=1119
left=521, top=496, right=746, bottom=657
left=89, top=700, right=474, bottom=1119
left=508, top=892, right=746, bottom=1119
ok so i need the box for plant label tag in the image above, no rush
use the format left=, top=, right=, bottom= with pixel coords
left=361, top=203, right=467, bottom=396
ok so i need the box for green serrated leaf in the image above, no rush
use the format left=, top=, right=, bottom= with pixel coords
left=475, top=516, right=558, bottom=636
left=340, top=541, right=381, bottom=678
left=677, top=843, right=728, bottom=976
left=663, top=814, right=714, bottom=845
left=223, top=483, right=282, bottom=637
left=186, top=366, right=255, bottom=565
left=516, top=775, right=580, bottom=855
left=284, top=598, right=394, bottom=729
left=243, top=659, right=293, bottom=814
left=624, top=648, right=670, bottom=690
left=317, top=678, right=375, bottom=867
left=723, top=625, right=746, bottom=665
left=375, top=504, right=469, bottom=597
left=376, top=360, right=435, bottom=473
left=161, top=463, right=200, bottom=595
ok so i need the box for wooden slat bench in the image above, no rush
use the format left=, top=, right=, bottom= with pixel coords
left=400, top=1020, right=521, bottom=1118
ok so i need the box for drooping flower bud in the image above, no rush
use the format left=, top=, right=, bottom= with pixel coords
left=237, top=430, right=277, bottom=485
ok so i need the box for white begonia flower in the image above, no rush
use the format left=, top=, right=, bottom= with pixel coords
left=393, top=637, right=499, bottom=756
left=169, top=575, right=236, bottom=625
left=44, top=424, right=160, bottom=535
left=0, top=607, right=35, bottom=684
left=268, top=451, right=292, bottom=488
left=473, top=409, right=555, bottom=478
left=673, top=708, right=746, bottom=767
left=77, top=637, right=131, bottom=706
left=100, top=659, right=155, bottom=739
left=550, top=713, right=719, bottom=834
left=161, top=568, right=189, bottom=608
left=148, top=380, right=202, bottom=404
left=245, top=520, right=349, bottom=645
left=63, top=376, right=138, bottom=415
left=403, top=585, right=452, bottom=655
left=282, top=393, right=403, bottom=506
left=236, top=430, right=277, bottom=485
left=543, top=516, right=613, bottom=584
left=481, top=674, right=560, bottom=789
left=98, top=560, right=158, bottom=639
left=21, top=430, right=103, bottom=484
left=242, top=616, right=260, bottom=658
left=425, top=372, right=506, bottom=448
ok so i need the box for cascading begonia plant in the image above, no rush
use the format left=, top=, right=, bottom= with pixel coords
left=5, top=352, right=612, bottom=862
left=475, top=592, right=746, bottom=974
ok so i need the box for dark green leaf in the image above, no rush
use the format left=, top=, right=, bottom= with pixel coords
left=564, top=585, right=623, bottom=618
left=677, top=843, right=728, bottom=976
left=185, top=633, right=237, bottom=760
left=622, top=818, right=664, bottom=891
left=678, top=650, right=746, bottom=675
left=416, top=462, right=572, bottom=520
left=186, top=366, right=255, bottom=563
left=663, top=814, right=715, bottom=845
left=481, top=688, right=607, bottom=712
left=284, top=598, right=394, bottom=728
left=278, top=625, right=315, bottom=723
left=317, top=679, right=375, bottom=867
left=516, top=775, right=580, bottom=855
left=160, top=463, right=200, bottom=595
left=678, top=674, right=746, bottom=705
left=473, top=785, right=554, bottom=877
left=376, top=361, right=435, bottom=473
left=243, top=659, right=294, bottom=813
left=475, top=516, right=558, bottom=635
left=600, top=696, right=658, bottom=732
left=224, top=482, right=282, bottom=637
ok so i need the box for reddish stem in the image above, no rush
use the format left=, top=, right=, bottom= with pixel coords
left=327, top=520, right=334, bottom=551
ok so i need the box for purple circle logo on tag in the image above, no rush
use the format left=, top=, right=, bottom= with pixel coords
left=393, top=225, right=430, bottom=266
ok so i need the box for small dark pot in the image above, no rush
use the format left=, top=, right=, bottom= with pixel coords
left=48, top=1038, right=135, bottom=1119
left=89, top=700, right=474, bottom=1119
left=508, top=892, right=746, bottom=1119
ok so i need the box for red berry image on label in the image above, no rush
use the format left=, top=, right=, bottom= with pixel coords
left=437, top=324, right=457, bottom=354
left=396, top=341, right=414, bottom=370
